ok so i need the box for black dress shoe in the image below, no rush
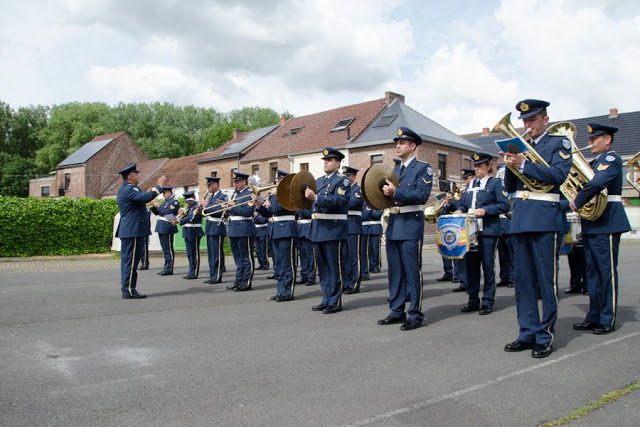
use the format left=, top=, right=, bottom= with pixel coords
left=138, top=266, right=149, bottom=270
left=532, top=344, right=552, bottom=358
left=573, top=321, right=597, bottom=331
left=312, top=304, right=327, bottom=311
left=436, top=274, right=453, bottom=282
left=344, top=288, right=359, bottom=294
left=479, top=305, right=492, bottom=315
left=267, top=274, right=276, bottom=279
left=305, top=281, right=316, bottom=286
left=582, top=289, right=590, bottom=295
left=234, top=286, right=250, bottom=292
left=372, top=269, right=380, bottom=273
left=323, top=305, right=342, bottom=314
left=461, top=303, right=479, bottom=313
left=593, top=325, right=615, bottom=335
left=507, top=282, right=515, bottom=288
left=183, top=275, right=195, bottom=279
left=452, top=277, right=460, bottom=283
left=564, top=286, right=583, bottom=294
left=496, top=281, right=509, bottom=287
left=226, top=284, right=237, bottom=290
left=361, top=276, right=370, bottom=281
left=203, top=279, right=214, bottom=284
left=504, top=340, right=535, bottom=352
left=295, top=278, right=307, bottom=284
left=158, top=271, right=173, bottom=276
left=377, top=316, right=405, bottom=325
left=400, top=320, right=422, bottom=331
left=122, top=293, right=147, bottom=299
left=269, top=294, right=280, bottom=300
left=452, top=287, right=467, bottom=293
left=276, top=295, right=294, bottom=302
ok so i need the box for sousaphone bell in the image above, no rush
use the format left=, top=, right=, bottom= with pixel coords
left=361, top=164, right=399, bottom=210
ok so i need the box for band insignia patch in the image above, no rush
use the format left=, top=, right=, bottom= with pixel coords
left=172, top=201, right=179, bottom=206
left=605, top=155, right=615, bottom=162
left=426, top=167, right=433, bottom=176
left=337, top=188, right=346, bottom=195
left=133, top=187, right=140, bottom=192
left=562, top=139, right=571, bottom=150
left=597, top=164, right=610, bottom=171
left=502, top=190, right=508, bottom=197
left=343, top=178, right=349, bottom=186
left=558, top=151, right=570, bottom=160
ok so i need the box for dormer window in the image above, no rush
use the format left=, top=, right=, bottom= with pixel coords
left=373, top=115, right=397, bottom=127
left=331, top=118, right=354, bottom=132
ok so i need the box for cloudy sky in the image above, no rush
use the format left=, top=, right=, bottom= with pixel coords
left=1, top=0, right=639, bottom=134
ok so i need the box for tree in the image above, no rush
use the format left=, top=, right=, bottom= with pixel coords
left=0, top=153, right=44, bottom=197
left=197, top=123, right=247, bottom=153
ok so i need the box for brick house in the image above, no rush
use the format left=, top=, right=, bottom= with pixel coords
left=28, top=131, right=149, bottom=199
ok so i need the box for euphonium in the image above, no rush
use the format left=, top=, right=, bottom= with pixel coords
left=626, top=151, right=640, bottom=193
left=492, top=113, right=554, bottom=193
left=548, top=122, right=608, bottom=221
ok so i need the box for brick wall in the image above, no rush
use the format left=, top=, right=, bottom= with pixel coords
left=197, top=157, right=240, bottom=195
left=29, top=176, right=57, bottom=198
left=55, top=165, right=86, bottom=198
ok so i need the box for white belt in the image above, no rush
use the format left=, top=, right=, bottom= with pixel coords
left=206, top=217, right=223, bottom=223
left=182, top=223, right=201, bottom=228
left=255, top=223, right=268, bottom=228
left=229, top=216, right=252, bottom=221
left=389, top=205, right=423, bottom=214
left=270, top=215, right=295, bottom=222
left=362, top=221, right=381, bottom=226
left=312, top=213, right=348, bottom=221
left=514, top=191, right=560, bottom=202
left=297, top=219, right=312, bottom=224
left=608, top=195, right=622, bottom=203
left=348, top=210, right=362, bottom=216
left=158, top=217, right=170, bottom=222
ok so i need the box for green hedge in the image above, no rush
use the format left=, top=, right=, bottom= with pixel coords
left=0, top=196, right=119, bottom=256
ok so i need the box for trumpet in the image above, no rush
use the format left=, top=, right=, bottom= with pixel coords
left=202, top=182, right=278, bottom=216
left=626, top=151, right=640, bottom=193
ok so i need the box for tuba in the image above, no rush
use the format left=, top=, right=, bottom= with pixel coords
left=548, top=122, right=607, bottom=221
left=492, top=113, right=554, bottom=193
left=626, top=151, right=640, bottom=193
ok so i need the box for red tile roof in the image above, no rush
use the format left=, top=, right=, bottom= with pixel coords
left=101, top=158, right=168, bottom=197
left=145, top=152, right=213, bottom=188
left=242, top=99, right=386, bottom=161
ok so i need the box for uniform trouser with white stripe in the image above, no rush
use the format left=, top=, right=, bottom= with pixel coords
left=341, top=234, right=361, bottom=290
left=120, top=236, right=144, bottom=296
left=206, top=235, right=224, bottom=282
left=298, top=237, right=315, bottom=283
left=582, top=233, right=621, bottom=328
left=185, top=236, right=201, bottom=278
left=466, top=234, right=498, bottom=308
left=158, top=233, right=175, bottom=273
left=386, top=238, right=424, bottom=323
left=360, top=235, right=370, bottom=279
left=315, top=240, right=343, bottom=307
left=230, top=236, right=254, bottom=288
left=273, top=237, right=296, bottom=297
left=513, top=232, right=562, bottom=346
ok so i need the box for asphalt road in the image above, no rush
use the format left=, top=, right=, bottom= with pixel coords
left=1, top=242, right=639, bottom=426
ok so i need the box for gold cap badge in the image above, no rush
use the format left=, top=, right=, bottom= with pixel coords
left=397, top=128, right=403, bottom=136
left=587, top=125, right=593, bottom=133
left=520, top=102, right=529, bottom=112
left=473, top=154, right=479, bottom=160
left=323, top=149, right=328, bottom=155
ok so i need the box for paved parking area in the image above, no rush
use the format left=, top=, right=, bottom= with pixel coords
left=1, top=242, right=639, bottom=426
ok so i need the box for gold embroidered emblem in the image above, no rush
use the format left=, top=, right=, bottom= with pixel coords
left=342, top=166, right=346, bottom=172
left=587, top=125, right=593, bottom=133
left=597, top=164, right=610, bottom=171
left=558, top=151, right=570, bottom=159
left=397, top=128, right=403, bottom=136
left=323, top=149, right=328, bottom=156
left=473, top=154, right=479, bottom=160
left=520, top=102, right=529, bottom=112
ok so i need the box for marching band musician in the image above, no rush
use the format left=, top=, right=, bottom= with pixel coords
left=501, top=99, right=571, bottom=358
left=150, top=186, right=180, bottom=276
left=254, top=207, right=270, bottom=271
left=495, top=165, right=515, bottom=288
left=570, top=123, right=631, bottom=335
left=305, top=147, right=350, bottom=314
left=116, top=163, right=166, bottom=299
left=455, top=152, right=509, bottom=315
left=226, top=172, right=256, bottom=292
left=559, top=199, right=588, bottom=295
left=367, top=206, right=383, bottom=275
left=202, top=177, right=227, bottom=284
left=342, top=166, right=364, bottom=294
left=179, top=190, right=204, bottom=280
left=296, top=207, right=316, bottom=286
left=377, top=127, right=432, bottom=331
left=360, top=203, right=373, bottom=281
left=255, top=170, right=298, bottom=302
left=440, top=169, right=475, bottom=293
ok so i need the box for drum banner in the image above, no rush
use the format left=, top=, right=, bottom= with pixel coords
left=437, top=216, right=469, bottom=259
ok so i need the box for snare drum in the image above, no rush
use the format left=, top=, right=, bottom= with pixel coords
left=437, top=214, right=480, bottom=259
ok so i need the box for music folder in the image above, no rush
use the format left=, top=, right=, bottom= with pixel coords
left=495, top=137, right=529, bottom=154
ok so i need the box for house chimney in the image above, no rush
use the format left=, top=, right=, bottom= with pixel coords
left=482, top=127, right=490, bottom=136
left=609, top=108, right=618, bottom=119
left=279, top=116, right=287, bottom=125
left=232, top=128, right=244, bottom=139
left=384, top=91, right=405, bottom=106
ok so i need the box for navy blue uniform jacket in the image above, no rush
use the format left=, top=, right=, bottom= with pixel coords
left=151, top=196, right=180, bottom=234
left=258, top=194, right=298, bottom=239
left=116, top=182, right=162, bottom=238
left=309, top=173, right=350, bottom=243
left=347, top=183, right=364, bottom=234
left=228, top=187, right=256, bottom=238
left=386, top=158, right=432, bottom=240
left=458, top=177, right=510, bottom=236
left=204, top=191, right=228, bottom=236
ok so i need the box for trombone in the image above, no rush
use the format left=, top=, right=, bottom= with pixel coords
left=201, top=182, right=278, bottom=216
